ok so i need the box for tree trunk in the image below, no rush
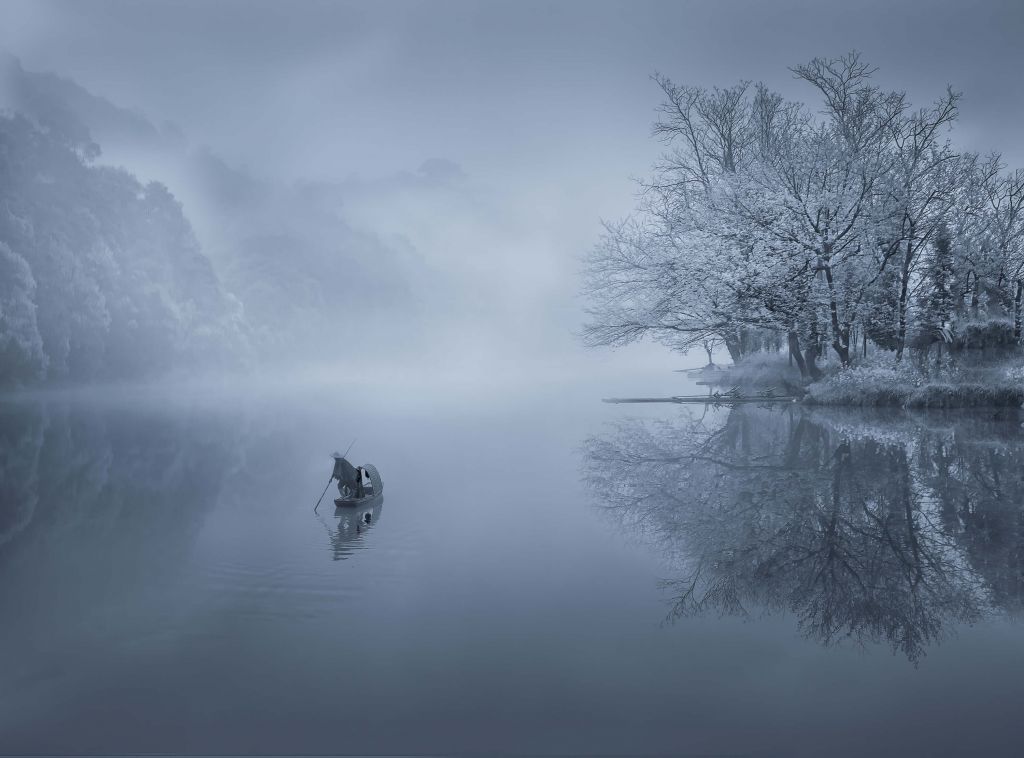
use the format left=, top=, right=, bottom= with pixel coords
left=970, top=271, right=980, bottom=318
left=724, top=333, right=743, bottom=363
left=788, top=330, right=809, bottom=379
left=1015, top=279, right=1023, bottom=343
left=803, top=346, right=823, bottom=380
left=803, top=322, right=823, bottom=380
left=821, top=258, right=850, bottom=366
left=895, top=236, right=914, bottom=361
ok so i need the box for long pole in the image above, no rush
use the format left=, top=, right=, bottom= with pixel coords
left=314, top=477, right=333, bottom=512
left=314, top=438, right=356, bottom=512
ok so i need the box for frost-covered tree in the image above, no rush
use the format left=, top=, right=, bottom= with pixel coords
left=882, top=90, right=962, bottom=359
left=913, top=226, right=957, bottom=358
left=583, top=74, right=821, bottom=370
left=583, top=53, right=1023, bottom=373
left=980, top=169, right=1024, bottom=340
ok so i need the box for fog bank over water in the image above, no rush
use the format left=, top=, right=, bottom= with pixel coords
left=0, top=49, right=628, bottom=384
left=3, top=1, right=1022, bottom=387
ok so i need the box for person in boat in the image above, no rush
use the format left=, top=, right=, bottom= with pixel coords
left=331, top=453, right=365, bottom=499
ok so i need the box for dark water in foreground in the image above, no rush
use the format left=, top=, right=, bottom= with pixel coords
left=1, top=384, right=1023, bottom=756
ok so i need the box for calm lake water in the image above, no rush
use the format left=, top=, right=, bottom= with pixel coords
left=2, top=378, right=1023, bottom=756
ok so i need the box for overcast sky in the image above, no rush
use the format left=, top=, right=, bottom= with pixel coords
left=3, top=0, right=1023, bottom=382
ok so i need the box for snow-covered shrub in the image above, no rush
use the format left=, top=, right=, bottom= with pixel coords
left=727, top=351, right=803, bottom=387
left=1005, top=361, right=1024, bottom=384
left=806, top=364, right=918, bottom=406
left=951, top=319, right=1017, bottom=352
left=905, top=383, right=1024, bottom=408
left=808, top=362, right=1024, bottom=408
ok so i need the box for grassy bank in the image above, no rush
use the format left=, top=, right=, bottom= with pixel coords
left=805, top=370, right=1024, bottom=408
left=714, top=352, right=1024, bottom=409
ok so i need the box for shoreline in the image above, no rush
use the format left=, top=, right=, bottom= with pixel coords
left=682, top=361, right=1024, bottom=410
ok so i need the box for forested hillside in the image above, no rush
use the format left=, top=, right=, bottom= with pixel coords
left=0, top=54, right=420, bottom=386
left=0, top=108, right=248, bottom=384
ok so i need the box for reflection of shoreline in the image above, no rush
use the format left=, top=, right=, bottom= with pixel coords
left=0, top=400, right=243, bottom=578
left=582, top=406, right=1024, bottom=663
left=0, top=403, right=45, bottom=548
left=0, top=398, right=255, bottom=698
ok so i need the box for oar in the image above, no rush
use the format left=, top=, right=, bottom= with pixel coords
left=314, top=477, right=333, bottom=512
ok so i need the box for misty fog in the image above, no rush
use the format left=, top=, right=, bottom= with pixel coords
left=3, top=0, right=1023, bottom=394
left=3, top=2, right=1024, bottom=756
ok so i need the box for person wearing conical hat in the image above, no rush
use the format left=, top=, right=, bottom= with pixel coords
left=331, top=453, right=364, bottom=498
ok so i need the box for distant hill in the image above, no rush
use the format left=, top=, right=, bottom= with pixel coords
left=0, top=54, right=420, bottom=385
left=0, top=56, right=248, bottom=384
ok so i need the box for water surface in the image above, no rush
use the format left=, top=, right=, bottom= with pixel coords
left=1, top=383, right=1023, bottom=756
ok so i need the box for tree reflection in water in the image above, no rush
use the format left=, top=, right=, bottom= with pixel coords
left=582, top=406, right=1024, bottom=663
left=0, top=399, right=245, bottom=613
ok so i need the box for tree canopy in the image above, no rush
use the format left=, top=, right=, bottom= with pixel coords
left=583, top=53, right=1024, bottom=377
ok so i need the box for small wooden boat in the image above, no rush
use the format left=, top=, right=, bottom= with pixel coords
left=334, top=463, right=383, bottom=507
left=334, top=490, right=383, bottom=507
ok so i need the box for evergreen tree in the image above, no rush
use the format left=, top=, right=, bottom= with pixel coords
left=915, top=227, right=957, bottom=346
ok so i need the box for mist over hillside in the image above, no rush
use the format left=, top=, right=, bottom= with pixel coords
left=0, top=53, right=448, bottom=386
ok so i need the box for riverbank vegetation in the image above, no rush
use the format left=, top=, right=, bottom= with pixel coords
left=700, top=345, right=1024, bottom=407
left=583, top=53, right=1024, bottom=405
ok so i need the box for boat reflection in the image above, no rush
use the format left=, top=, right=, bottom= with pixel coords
left=582, top=406, right=1024, bottom=663
left=320, top=499, right=384, bottom=561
